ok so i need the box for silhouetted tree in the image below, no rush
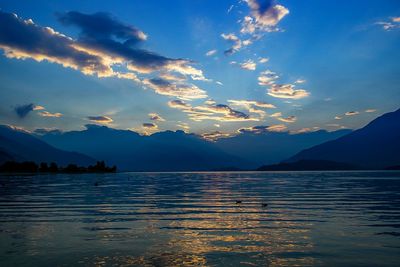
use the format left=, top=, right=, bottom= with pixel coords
left=49, top=162, right=58, bottom=172
left=39, top=162, right=49, bottom=172
left=0, top=161, right=38, bottom=172
left=0, top=161, right=116, bottom=173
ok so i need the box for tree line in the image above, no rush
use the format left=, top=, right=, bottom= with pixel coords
left=0, top=161, right=117, bottom=173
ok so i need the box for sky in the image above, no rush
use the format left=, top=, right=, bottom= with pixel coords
left=0, top=0, right=399, bottom=137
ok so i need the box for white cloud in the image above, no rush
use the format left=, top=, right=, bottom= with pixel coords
left=258, top=70, right=279, bottom=86
left=201, top=131, right=232, bottom=141
left=148, top=113, right=165, bottom=122
left=221, top=33, right=242, bottom=55
left=239, top=59, right=257, bottom=70
left=270, top=112, right=282, bottom=118
left=295, top=79, right=306, bottom=84
left=38, top=111, right=62, bottom=118
left=205, top=49, right=217, bottom=56
left=241, top=0, right=289, bottom=34
left=168, top=100, right=259, bottom=122
left=238, top=124, right=287, bottom=134
left=375, top=17, right=400, bottom=31
left=291, top=127, right=320, bottom=134
left=345, top=111, right=359, bottom=116
left=87, top=116, right=113, bottom=124
left=143, top=78, right=207, bottom=100
left=277, top=115, right=296, bottom=123
left=0, top=11, right=210, bottom=101
left=267, top=84, right=310, bottom=99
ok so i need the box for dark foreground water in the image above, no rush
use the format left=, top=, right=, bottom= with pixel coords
left=0, top=171, right=400, bottom=267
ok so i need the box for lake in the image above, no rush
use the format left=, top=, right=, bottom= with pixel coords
left=0, top=171, right=400, bottom=266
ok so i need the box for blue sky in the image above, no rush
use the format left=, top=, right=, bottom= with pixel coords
left=0, top=0, right=399, bottom=136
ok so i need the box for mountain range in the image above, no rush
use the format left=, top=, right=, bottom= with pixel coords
left=36, top=124, right=350, bottom=171
left=1, top=108, right=399, bottom=171
left=0, top=125, right=94, bottom=166
left=287, top=108, right=400, bottom=169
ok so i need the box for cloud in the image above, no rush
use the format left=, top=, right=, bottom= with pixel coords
left=0, top=11, right=115, bottom=77
left=57, top=11, right=206, bottom=79
left=33, top=105, right=45, bottom=110
left=238, top=124, right=287, bottom=134
left=205, top=49, right=217, bottom=56
left=201, top=131, right=232, bottom=141
left=57, top=11, right=147, bottom=42
left=270, top=112, right=282, bottom=118
left=267, top=84, right=310, bottom=99
left=239, top=59, right=257, bottom=70
left=277, top=115, right=296, bottom=123
left=221, top=33, right=242, bottom=55
left=228, top=99, right=275, bottom=109
left=258, top=70, right=279, bottom=86
left=259, top=57, right=269, bottom=63
left=291, top=127, right=320, bottom=134
left=216, top=81, right=223, bottom=85
left=326, top=123, right=346, bottom=129
left=158, top=72, right=186, bottom=82
left=87, top=115, right=113, bottom=124
left=14, top=103, right=36, bottom=118
left=142, top=122, right=158, bottom=134
left=38, top=111, right=63, bottom=118
left=295, top=79, right=306, bottom=84
left=241, top=0, right=289, bottom=34
left=148, top=112, right=165, bottom=122
left=143, top=78, right=207, bottom=100
left=0, top=11, right=208, bottom=100
left=266, top=124, right=288, bottom=132
left=365, top=109, right=377, bottom=113
left=345, top=111, right=359, bottom=116
left=142, top=122, right=158, bottom=129
left=375, top=17, right=400, bottom=31
left=168, top=99, right=192, bottom=110
left=14, top=103, right=63, bottom=119
left=228, top=99, right=275, bottom=118
left=193, top=103, right=255, bottom=122
left=258, top=69, right=310, bottom=101
left=176, top=122, right=190, bottom=131
left=168, top=99, right=259, bottom=122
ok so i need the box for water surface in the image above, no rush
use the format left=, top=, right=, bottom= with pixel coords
left=1, top=171, right=400, bottom=266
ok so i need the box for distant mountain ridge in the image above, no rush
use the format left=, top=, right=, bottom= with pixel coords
left=38, top=124, right=351, bottom=171
left=39, top=124, right=246, bottom=171
left=287, top=108, right=400, bottom=169
left=214, top=129, right=351, bottom=167
left=0, top=125, right=95, bottom=166
left=5, top=107, right=396, bottom=172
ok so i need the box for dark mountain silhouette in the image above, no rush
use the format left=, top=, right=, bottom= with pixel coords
left=0, top=125, right=95, bottom=166
left=39, top=124, right=246, bottom=171
left=214, top=129, right=351, bottom=167
left=257, top=160, right=358, bottom=171
left=39, top=124, right=351, bottom=171
left=287, top=108, right=400, bottom=169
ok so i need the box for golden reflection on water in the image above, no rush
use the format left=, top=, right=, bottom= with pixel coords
left=132, top=173, right=316, bottom=266
left=6, top=172, right=399, bottom=266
